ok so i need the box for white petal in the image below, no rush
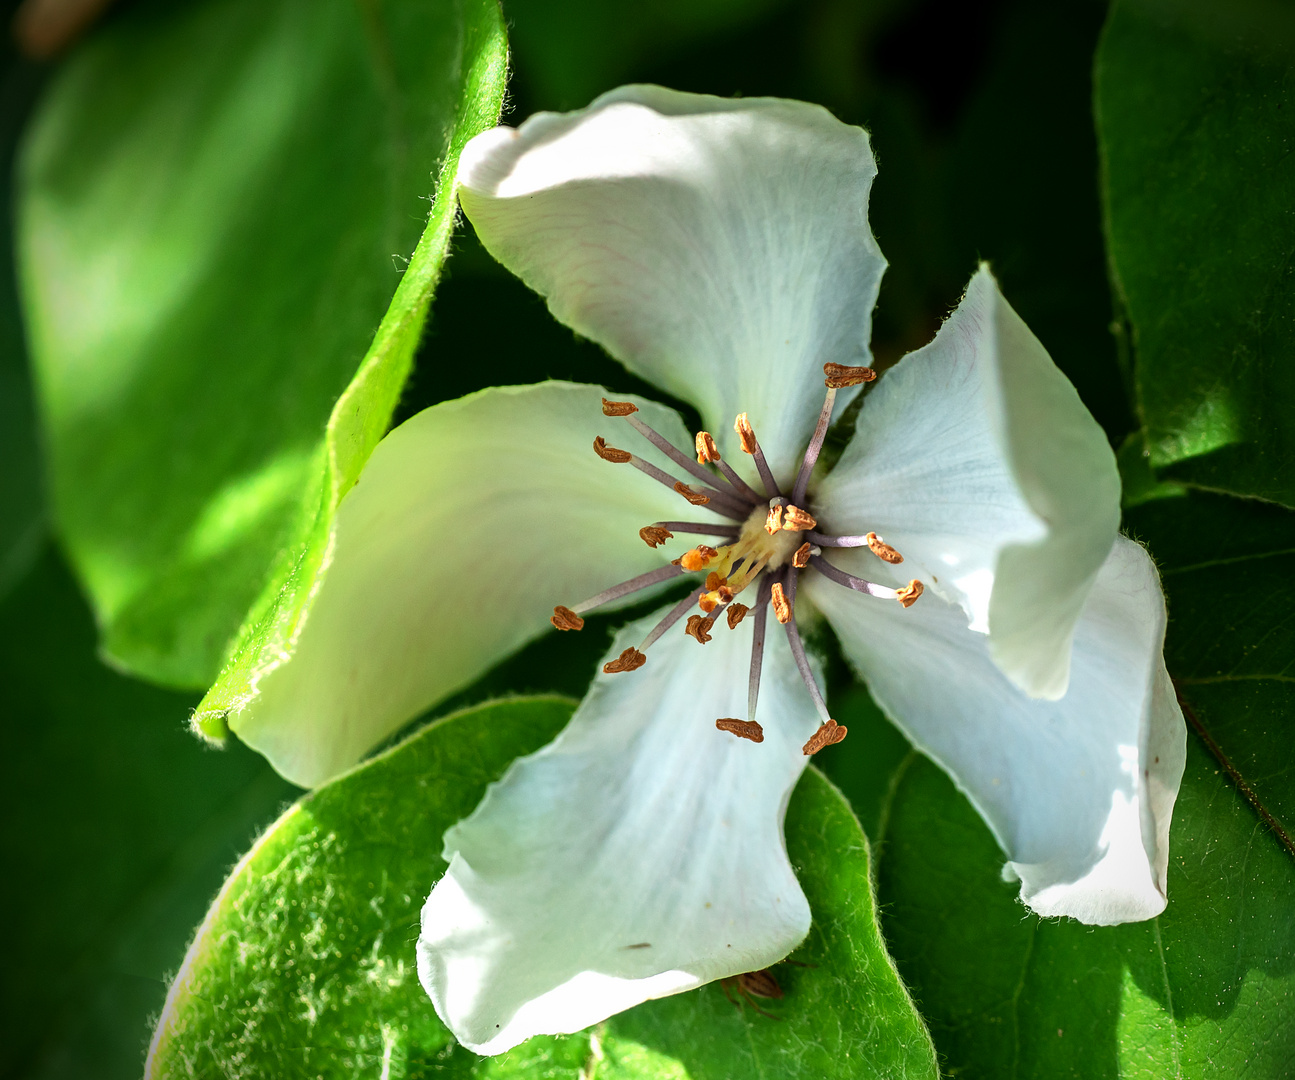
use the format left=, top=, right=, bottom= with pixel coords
left=813, top=266, right=1120, bottom=698
left=417, top=605, right=822, bottom=1054
left=458, top=85, right=886, bottom=480
left=805, top=536, right=1186, bottom=925
left=232, top=382, right=717, bottom=787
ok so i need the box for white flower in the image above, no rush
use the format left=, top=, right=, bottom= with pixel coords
left=223, top=86, right=1187, bottom=1055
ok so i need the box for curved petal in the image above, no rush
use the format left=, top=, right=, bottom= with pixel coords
left=417, top=604, right=822, bottom=1054
left=805, top=536, right=1186, bottom=925
left=813, top=266, right=1120, bottom=699
left=233, top=382, right=718, bottom=787
left=458, top=84, right=886, bottom=481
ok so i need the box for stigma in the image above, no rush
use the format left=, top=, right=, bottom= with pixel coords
left=550, top=370, right=925, bottom=758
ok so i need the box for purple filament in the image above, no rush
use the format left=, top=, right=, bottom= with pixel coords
left=572, top=564, right=684, bottom=614
left=779, top=569, right=833, bottom=724
left=791, top=386, right=836, bottom=506
left=807, top=555, right=896, bottom=599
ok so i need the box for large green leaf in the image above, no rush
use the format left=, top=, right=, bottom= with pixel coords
left=1096, top=0, right=1295, bottom=506
left=0, top=548, right=298, bottom=1080
left=19, top=0, right=508, bottom=692
left=148, top=696, right=938, bottom=1079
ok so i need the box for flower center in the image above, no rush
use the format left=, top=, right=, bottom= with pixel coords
left=551, top=363, right=925, bottom=758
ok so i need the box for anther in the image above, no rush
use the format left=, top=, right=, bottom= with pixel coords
left=695, top=431, right=721, bottom=464
left=765, top=504, right=784, bottom=534
left=802, top=719, right=848, bottom=755
left=716, top=718, right=764, bottom=743
left=734, top=413, right=758, bottom=455
left=674, top=482, right=711, bottom=506
left=782, top=505, right=817, bottom=532
left=865, top=531, right=903, bottom=564
left=771, top=582, right=792, bottom=624
left=685, top=614, right=715, bottom=644
left=727, top=604, right=749, bottom=629
left=705, top=571, right=727, bottom=591
left=640, top=525, right=673, bottom=548
left=601, top=398, right=639, bottom=416
left=793, top=542, right=812, bottom=569
left=551, top=606, right=584, bottom=631
left=896, top=580, right=924, bottom=608
left=593, top=436, right=632, bottom=463
left=680, top=545, right=718, bottom=571
left=603, top=647, right=647, bottom=674
left=823, top=363, right=877, bottom=389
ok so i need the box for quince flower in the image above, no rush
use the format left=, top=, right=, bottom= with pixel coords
left=224, top=87, right=1186, bottom=1054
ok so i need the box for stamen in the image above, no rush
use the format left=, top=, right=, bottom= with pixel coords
left=771, top=581, right=792, bottom=624
left=713, top=457, right=764, bottom=502
left=792, top=542, right=813, bottom=569
left=685, top=614, right=714, bottom=644
left=593, top=436, right=632, bottom=463
left=865, top=532, right=904, bottom=564
left=791, top=383, right=836, bottom=506
left=782, top=505, right=817, bottom=532
left=747, top=579, right=771, bottom=718
left=674, top=482, right=712, bottom=506
left=823, top=362, right=877, bottom=389
left=695, top=431, right=721, bottom=463
left=680, top=545, right=719, bottom=572
left=806, top=555, right=900, bottom=600
left=803, top=719, right=848, bottom=755
left=780, top=571, right=833, bottom=725
left=639, top=586, right=708, bottom=651
left=727, top=603, right=749, bottom=629
left=603, top=647, right=647, bottom=674
left=733, top=413, right=781, bottom=497
left=765, top=503, right=784, bottom=534
left=570, top=564, right=684, bottom=614
left=896, top=579, right=924, bottom=607
left=716, top=718, right=764, bottom=743
left=601, top=398, right=640, bottom=416
left=651, top=520, right=741, bottom=538
left=625, top=414, right=749, bottom=502
left=639, top=525, right=673, bottom=548
left=550, top=606, right=585, bottom=631
left=705, top=571, right=727, bottom=591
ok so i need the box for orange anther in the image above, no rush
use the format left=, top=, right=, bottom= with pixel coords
left=896, top=579, right=924, bottom=608
left=771, top=582, right=792, bottom=624
left=695, top=431, right=721, bottom=464
left=865, top=531, right=903, bottom=564
left=802, top=719, right=848, bottom=755
left=716, top=718, right=764, bottom=743
left=593, top=436, right=631, bottom=463
left=685, top=614, right=715, bottom=644
left=782, top=505, right=817, bottom=532
left=727, top=604, right=750, bottom=629
left=734, top=413, right=758, bottom=454
left=823, top=363, right=877, bottom=389
left=680, top=545, right=718, bottom=572
left=705, top=571, right=727, bottom=591
left=601, top=398, right=639, bottom=416
left=640, top=525, right=673, bottom=548
left=551, top=606, right=584, bottom=631
left=792, top=542, right=812, bottom=569
left=674, top=482, right=711, bottom=506
left=765, top=504, right=784, bottom=535
left=603, top=647, right=647, bottom=674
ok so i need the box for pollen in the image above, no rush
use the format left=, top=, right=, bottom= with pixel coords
left=896, top=579, right=924, bottom=607
left=716, top=718, right=764, bottom=743
left=727, top=604, right=749, bottom=628
left=551, top=606, right=584, bottom=631
left=865, top=531, right=903, bottom=564
left=823, top=362, right=877, bottom=389
left=593, top=436, right=631, bottom=463
left=695, top=431, right=721, bottom=463
left=640, top=525, right=673, bottom=547
left=765, top=504, right=784, bottom=534
left=802, top=719, right=848, bottom=755
left=674, top=482, right=711, bottom=506
left=781, top=505, right=817, bottom=532
left=680, top=545, right=719, bottom=571
left=685, top=614, right=715, bottom=644
left=603, top=647, right=647, bottom=674
left=792, top=542, right=812, bottom=569
left=771, top=582, right=792, bottom=624
left=601, top=398, right=639, bottom=416
left=705, top=571, right=727, bottom=591
left=733, top=413, right=758, bottom=455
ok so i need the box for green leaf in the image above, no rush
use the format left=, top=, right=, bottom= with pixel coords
left=18, top=0, right=508, bottom=691
left=1096, top=0, right=1295, bottom=506
left=0, top=548, right=298, bottom=1079
left=148, top=696, right=937, bottom=1079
